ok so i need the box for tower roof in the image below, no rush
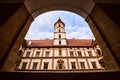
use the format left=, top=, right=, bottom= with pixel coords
left=54, top=17, right=65, bottom=26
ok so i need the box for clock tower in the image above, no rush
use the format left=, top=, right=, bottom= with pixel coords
left=53, top=18, right=67, bottom=45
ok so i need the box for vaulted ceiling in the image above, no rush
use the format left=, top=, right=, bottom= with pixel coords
left=0, top=0, right=120, bottom=19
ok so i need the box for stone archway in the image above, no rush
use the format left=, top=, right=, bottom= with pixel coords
left=0, top=0, right=120, bottom=71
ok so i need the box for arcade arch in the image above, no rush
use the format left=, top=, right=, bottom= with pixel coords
left=1, top=1, right=120, bottom=71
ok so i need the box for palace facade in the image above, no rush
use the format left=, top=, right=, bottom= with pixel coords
left=16, top=18, right=104, bottom=71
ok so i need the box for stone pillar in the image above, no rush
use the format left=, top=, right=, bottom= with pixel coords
left=98, top=4, right=120, bottom=68
left=0, top=4, right=33, bottom=71
left=0, top=4, right=24, bottom=68
left=86, top=5, right=120, bottom=70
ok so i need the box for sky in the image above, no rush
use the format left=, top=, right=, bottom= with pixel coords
left=25, top=10, right=94, bottom=40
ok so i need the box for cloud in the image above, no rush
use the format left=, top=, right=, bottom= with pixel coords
left=25, top=11, right=94, bottom=40
left=66, top=25, right=93, bottom=39
left=25, top=31, right=53, bottom=40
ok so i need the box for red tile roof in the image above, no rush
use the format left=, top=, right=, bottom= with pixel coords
left=26, top=40, right=53, bottom=47
left=25, top=39, right=94, bottom=47
left=67, top=39, right=93, bottom=47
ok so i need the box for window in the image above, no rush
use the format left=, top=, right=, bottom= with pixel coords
left=70, top=51, right=74, bottom=57
left=59, top=24, right=61, bottom=27
left=22, top=62, right=27, bottom=70
left=59, top=41, right=61, bottom=45
left=32, top=62, right=38, bottom=69
left=96, top=49, right=101, bottom=56
left=71, top=62, right=76, bottom=69
left=91, top=62, right=97, bottom=69
left=26, top=51, right=31, bottom=57
left=59, top=50, right=62, bottom=56
left=59, top=34, right=61, bottom=38
left=88, top=51, right=92, bottom=57
left=78, top=51, right=82, bottom=57
left=45, top=51, right=50, bottom=57
left=44, top=62, right=49, bottom=69
left=57, top=60, right=64, bottom=70
left=35, top=51, right=40, bottom=57
left=59, top=29, right=61, bottom=32
left=59, top=64, right=62, bottom=69
left=80, top=62, right=85, bottom=69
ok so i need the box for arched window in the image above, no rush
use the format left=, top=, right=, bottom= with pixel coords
left=58, top=24, right=61, bottom=27
left=59, top=34, right=61, bottom=38
left=59, top=41, right=61, bottom=45
left=59, top=29, right=61, bottom=32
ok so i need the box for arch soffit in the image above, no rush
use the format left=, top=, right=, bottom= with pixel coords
left=24, top=0, right=95, bottom=19
left=31, top=5, right=90, bottom=19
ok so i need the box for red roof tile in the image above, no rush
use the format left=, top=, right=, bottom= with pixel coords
left=25, top=39, right=93, bottom=47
